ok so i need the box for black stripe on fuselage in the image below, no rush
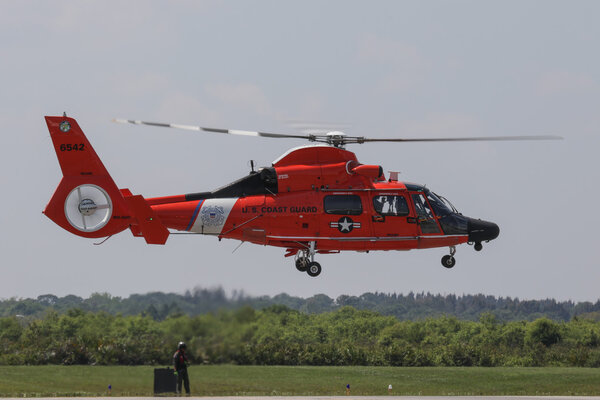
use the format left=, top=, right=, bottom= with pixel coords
left=185, top=192, right=212, bottom=201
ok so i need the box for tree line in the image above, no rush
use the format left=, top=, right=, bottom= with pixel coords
left=2, top=288, right=600, bottom=322
left=1, top=305, right=600, bottom=367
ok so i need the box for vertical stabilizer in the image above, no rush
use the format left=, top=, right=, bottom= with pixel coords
left=44, top=115, right=168, bottom=244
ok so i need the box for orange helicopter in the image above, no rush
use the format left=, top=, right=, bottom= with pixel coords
left=43, top=114, right=560, bottom=277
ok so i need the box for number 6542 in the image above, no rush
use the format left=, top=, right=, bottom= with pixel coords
left=59, top=143, right=85, bottom=151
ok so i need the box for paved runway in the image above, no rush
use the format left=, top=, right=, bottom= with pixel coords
left=5, top=397, right=600, bottom=400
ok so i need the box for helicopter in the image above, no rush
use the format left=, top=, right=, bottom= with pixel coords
left=43, top=114, right=560, bottom=277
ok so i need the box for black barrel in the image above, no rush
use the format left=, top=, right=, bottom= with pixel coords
left=153, top=367, right=176, bottom=394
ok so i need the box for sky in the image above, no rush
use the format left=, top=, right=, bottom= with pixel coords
left=1, top=1, right=598, bottom=302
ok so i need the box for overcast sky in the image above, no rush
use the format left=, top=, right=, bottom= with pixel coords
left=1, top=1, right=598, bottom=302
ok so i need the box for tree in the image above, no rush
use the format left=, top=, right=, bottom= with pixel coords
left=526, top=318, right=562, bottom=347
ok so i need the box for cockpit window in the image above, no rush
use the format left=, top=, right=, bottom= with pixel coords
left=412, top=193, right=440, bottom=233
left=426, top=192, right=453, bottom=216
left=324, top=195, right=362, bottom=215
left=373, top=195, right=409, bottom=216
left=412, top=193, right=434, bottom=219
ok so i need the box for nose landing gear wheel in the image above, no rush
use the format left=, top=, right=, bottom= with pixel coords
left=441, top=255, right=456, bottom=268
left=441, top=245, right=457, bottom=268
left=306, top=261, right=322, bottom=277
left=295, top=257, right=309, bottom=272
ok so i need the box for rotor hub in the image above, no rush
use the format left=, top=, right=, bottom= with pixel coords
left=326, top=131, right=347, bottom=147
left=78, top=198, right=97, bottom=216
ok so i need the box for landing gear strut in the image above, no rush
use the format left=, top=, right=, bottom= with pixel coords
left=294, top=241, right=322, bottom=277
left=441, top=246, right=457, bottom=269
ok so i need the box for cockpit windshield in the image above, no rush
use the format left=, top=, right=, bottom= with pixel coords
left=426, top=192, right=455, bottom=216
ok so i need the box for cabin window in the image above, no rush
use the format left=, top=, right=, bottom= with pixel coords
left=372, top=195, right=409, bottom=216
left=324, top=195, right=362, bottom=215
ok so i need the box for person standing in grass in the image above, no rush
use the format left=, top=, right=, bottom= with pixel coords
left=173, top=341, right=190, bottom=395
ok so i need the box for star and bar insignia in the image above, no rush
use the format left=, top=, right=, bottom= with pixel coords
left=330, top=216, right=361, bottom=233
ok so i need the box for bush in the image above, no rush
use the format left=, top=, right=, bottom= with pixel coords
left=1, top=309, right=599, bottom=366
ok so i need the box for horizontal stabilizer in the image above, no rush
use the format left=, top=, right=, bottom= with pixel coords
left=124, top=195, right=170, bottom=245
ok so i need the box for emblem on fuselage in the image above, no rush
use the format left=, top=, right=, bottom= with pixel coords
left=201, top=205, right=225, bottom=226
left=330, top=216, right=361, bottom=233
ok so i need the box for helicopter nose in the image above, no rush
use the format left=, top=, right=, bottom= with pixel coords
left=467, top=218, right=500, bottom=243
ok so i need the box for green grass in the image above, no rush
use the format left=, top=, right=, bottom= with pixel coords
left=1, top=365, right=600, bottom=396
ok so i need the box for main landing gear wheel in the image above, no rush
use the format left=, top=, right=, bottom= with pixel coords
left=294, top=241, right=322, bottom=277
left=295, top=257, right=309, bottom=272
left=306, top=261, right=322, bottom=277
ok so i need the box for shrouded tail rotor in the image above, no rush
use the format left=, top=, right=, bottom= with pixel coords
left=64, top=184, right=113, bottom=232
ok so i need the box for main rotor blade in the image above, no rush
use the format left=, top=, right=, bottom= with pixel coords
left=113, top=119, right=314, bottom=140
left=114, top=118, right=563, bottom=145
left=360, top=135, right=563, bottom=143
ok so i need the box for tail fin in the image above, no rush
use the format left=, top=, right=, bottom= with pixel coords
left=44, top=115, right=169, bottom=244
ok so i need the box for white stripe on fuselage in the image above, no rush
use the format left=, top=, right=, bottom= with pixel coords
left=190, top=198, right=238, bottom=235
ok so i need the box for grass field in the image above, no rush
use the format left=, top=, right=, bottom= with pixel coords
left=0, top=365, right=599, bottom=397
